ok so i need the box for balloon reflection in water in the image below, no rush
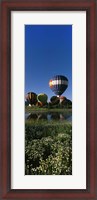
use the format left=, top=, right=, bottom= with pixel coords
left=26, top=112, right=71, bottom=121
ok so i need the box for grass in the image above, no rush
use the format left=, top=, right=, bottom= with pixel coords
left=25, top=105, right=72, bottom=113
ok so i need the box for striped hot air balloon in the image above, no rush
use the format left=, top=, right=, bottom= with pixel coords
left=49, top=75, right=68, bottom=96
left=25, top=92, right=37, bottom=105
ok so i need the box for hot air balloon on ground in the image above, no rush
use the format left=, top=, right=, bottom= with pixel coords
left=36, top=101, right=43, bottom=107
left=37, top=93, right=48, bottom=106
left=50, top=96, right=60, bottom=105
left=59, top=96, right=65, bottom=105
left=25, top=92, right=37, bottom=106
left=49, top=75, right=68, bottom=97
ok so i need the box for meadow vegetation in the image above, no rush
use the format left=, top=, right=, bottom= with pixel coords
left=25, top=119, right=72, bottom=175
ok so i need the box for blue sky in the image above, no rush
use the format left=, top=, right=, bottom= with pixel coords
left=25, top=25, right=72, bottom=101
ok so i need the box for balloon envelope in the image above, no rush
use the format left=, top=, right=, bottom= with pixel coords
left=37, top=93, right=48, bottom=104
left=49, top=75, right=68, bottom=96
left=26, top=92, right=37, bottom=105
left=50, top=96, right=60, bottom=105
left=59, top=96, right=65, bottom=104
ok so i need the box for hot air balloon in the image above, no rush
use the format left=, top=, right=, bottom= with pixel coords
left=59, top=96, right=65, bottom=105
left=25, top=92, right=37, bottom=105
left=50, top=96, right=60, bottom=105
left=36, top=101, right=43, bottom=107
left=49, top=75, right=68, bottom=96
left=37, top=93, right=48, bottom=105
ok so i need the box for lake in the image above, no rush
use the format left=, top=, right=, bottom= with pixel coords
left=25, top=112, right=72, bottom=122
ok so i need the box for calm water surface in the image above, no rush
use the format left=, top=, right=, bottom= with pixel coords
left=25, top=112, right=72, bottom=122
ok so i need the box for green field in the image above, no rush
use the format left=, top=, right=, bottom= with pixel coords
left=25, top=108, right=72, bottom=175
